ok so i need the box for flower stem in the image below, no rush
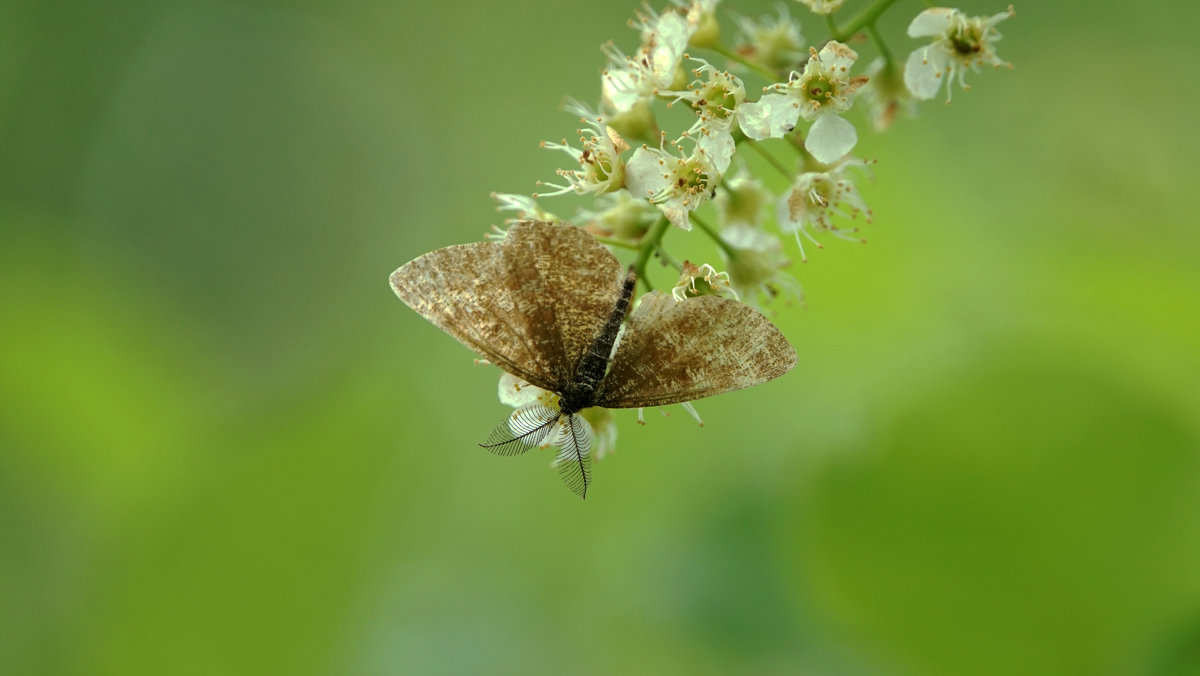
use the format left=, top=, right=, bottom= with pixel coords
left=824, top=14, right=839, bottom=40
left=830, top=0, right=900, bottom=41
left=785, top=133, right=818, bottom=170
left=690, top=212, right=737, bottom=259
left=866, top=23, right=894, bottom=68
left=711, top=43, right=777, bottom=81
left=634, top=216, right=671, bottom=291
left=655, top=244, right=683, bottom=271
left=743, top=138, right=793, bottom=180
left=594, top=236, right=640, bottom=251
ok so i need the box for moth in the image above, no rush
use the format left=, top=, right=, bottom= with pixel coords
left=389, top=220, right=796, bottom=498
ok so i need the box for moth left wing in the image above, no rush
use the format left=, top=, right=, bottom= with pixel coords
left=498, top=221, right=626, bottom=384
left=390, top=240, right=564, bottom=391
left=592, top=292, right=797, bottom=409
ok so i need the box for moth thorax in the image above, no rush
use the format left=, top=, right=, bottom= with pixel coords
left=559, top=381, right=597, bottom=416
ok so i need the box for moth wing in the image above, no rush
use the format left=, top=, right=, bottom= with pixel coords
left=498, top=221, right=626, bottom=383
left=593, top=292, right=797, bottom=409
left=390, top=239, right=561, bottom=390
left=389, top=221, right=625, bottom=391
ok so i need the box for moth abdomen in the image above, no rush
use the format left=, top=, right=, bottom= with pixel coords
left=562, top=269, right=637, bottom=414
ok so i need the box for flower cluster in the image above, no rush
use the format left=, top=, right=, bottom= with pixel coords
left=491, top=0, right=1015, bottom=443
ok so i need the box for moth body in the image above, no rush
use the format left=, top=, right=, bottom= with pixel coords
left=560, top=269, right=637, bottom=415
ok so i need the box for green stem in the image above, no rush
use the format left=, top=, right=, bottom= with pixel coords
left=655, top=244, right=683, bottom=271
left=824, top=14, right=839, bottom=40
left=743, top=138, right=794, bottom=180
left=594, top=236, right=640, bottom=251
left=711, top=43, right=777, bottom=81
left=832, top=0, right=901, bottom=41
left=634, top=216, right=671, bottom=291
left=865, top=23, right=894, bottom=68
left=784, top=133, right=818, bottom=170
left=689, top=212, right=737, bottom=260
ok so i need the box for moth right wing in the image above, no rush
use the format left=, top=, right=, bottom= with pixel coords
left=593, top=292, right=798, bottom=409
left=390, top=239, right=564, bottom=391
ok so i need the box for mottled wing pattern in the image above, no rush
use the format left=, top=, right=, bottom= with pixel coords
left=389, top=239, right=564, bottom=391
left=593, top=292, right=797, bottom=409
left=498, top=221, right=626, bottom=384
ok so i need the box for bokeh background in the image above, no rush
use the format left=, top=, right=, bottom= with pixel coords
left=3, top=1, right=1198, bottom=674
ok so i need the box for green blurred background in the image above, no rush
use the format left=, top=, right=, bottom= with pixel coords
left=2, top=1, right=1198, bottom=674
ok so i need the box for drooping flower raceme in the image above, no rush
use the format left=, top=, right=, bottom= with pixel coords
left=776, top=158, right=873, bottom=260
left=477, top=0, right=1017, bottom=462
left=904, top=6, right=1015, bottom=101
left=736, top=41, right=867, bottom=164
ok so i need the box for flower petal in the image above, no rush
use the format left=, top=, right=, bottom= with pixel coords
left=907, top=8, right=956, bottom=38
left=696, top=128, right=736, bottom=175
left=736, top=93, right=801, bottom=140
left=904, top=47, right=947, bottom=100
left=624, top=146, right=667, bottom=199
left=805, top=113, right=857, bottom=164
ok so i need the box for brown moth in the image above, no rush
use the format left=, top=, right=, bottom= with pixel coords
left=389, top=220, right=796, bottom=498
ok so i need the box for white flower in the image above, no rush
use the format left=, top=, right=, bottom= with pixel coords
left=665, top=59, right=746, bottom=134
left=580, top=407, right=618, bottom=460
left=776, top=158, right=872, bottom=260
left=601, top=8, right=690, bottom=114
left=498, top=372, right=558, bottom=409
left=714, top=164, right=769, bottom=228
left=537, top=101, right=629, bottom=197
left=633, top=3, right=693, bottom=57
left=737, top=41, right=867, bottom=164
left=858, top=58, right=916, bottom=131
left=678, top=0, right=722, bottom=49
left=670, top=261, right=739, bottom=301
left=574, top=189, right=661, bottom=242
left=602, top=2, right=728, bottom=116
left=796, top=0, right=846, bottom=15
left=490, top=193, right=559, bottom=224
left=720, top=224, right=800, bottom=304
left=904, top=6, right=1015, bottom=102
left=734, top=4, right=806, bottom=74
left=624, top=133, right=734, bottom=230
left=601, top=47, right=658, bottom=116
